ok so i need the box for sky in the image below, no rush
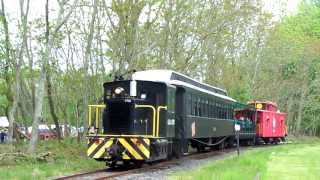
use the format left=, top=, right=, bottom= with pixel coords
left=286, top=0, right=302, bottom=13
left=4, top=0, right=58, bottom=21
left=4, top=0, right=301, bottom=20
left=263, top=0, right=301, bottom=17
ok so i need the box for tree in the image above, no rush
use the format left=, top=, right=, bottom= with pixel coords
left=255, top=2, right=320, bottom=135
left=29, top=0, right=79, bottom=153
left=0, top=0, right=31, bottom=143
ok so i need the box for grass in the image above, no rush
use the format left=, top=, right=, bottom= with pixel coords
left=0, top=138, right=104, bottom=180
left=171, top=137, right=320, bottom=180
left=1, top=137, right=319, bottom=179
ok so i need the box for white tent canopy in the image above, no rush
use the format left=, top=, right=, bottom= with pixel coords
left=0, top=116, right=9, bottom=127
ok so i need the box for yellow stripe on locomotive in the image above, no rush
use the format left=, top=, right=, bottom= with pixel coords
left=87, top=137, right=150, bottom=160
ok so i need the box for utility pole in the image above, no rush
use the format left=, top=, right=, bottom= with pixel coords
left=235, top=123, right=241, bottom=156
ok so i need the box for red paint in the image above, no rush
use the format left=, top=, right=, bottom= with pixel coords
left=94, top=138, right=101, bottom=144
left=249, top=101, right=287, bottom=138
left=135, top=139, right=143, bottom=145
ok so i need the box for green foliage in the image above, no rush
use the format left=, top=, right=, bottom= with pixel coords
left=0, top=95, right=8, bottom=115
left=254, top=1, right=320, bottom=135
left=0, top=78, right=8, bottom=115
left=229, top=84, right=251, bottom=103
left=282, top=62, right=298, bottom=79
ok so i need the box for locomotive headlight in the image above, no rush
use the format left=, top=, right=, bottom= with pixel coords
left=141, top=93, right=147, bottom=99
left=115, top=87, right=124, bottom=94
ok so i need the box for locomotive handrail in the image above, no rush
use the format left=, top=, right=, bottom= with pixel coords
left=135, top=104, right=156, bottom=137
left=88, top=105, right=107, bottom=107
left=88, top=104, right=106, bottom=133
left=86, top=134, right=155, bottom=138
left=156, top=106, right=167, bottom=137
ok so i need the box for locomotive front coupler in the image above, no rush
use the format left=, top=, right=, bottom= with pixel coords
left=106, top=141, right=122, bottom=157
left=105, top=140, right=124, bottom=166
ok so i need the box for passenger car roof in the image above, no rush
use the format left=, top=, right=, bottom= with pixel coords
left=132, top=70, right=236, bottom=102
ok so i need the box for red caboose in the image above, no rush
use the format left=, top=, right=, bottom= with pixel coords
left=249, top=101, right=287, bottom=143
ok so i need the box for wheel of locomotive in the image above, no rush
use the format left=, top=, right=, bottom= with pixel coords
left=172, top=139, right=182, bottom=158
left=167, top=141, right=174, bottom=160
left=107, top=161, right=117, bottom=168
left=123, top=160, right=130, bottom=167
left=133, top=160, right=143, bottom=168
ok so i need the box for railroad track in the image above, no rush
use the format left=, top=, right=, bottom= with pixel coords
left=52, top=160, right=180, bottom=180
left=53, top=143, right=287, bottom=180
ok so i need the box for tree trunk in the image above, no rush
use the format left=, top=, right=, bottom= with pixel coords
left=43, top=2, right=59, bottom=137
left=75, top=103, right=81, bottom=144
left=62, top=109, right=69, bottom=137
left=82, top=0, right=98, bottom=136
left=7, top=101, right=17, bottom=143
left=1, top=0, right=16, bottom=143
left=46, top=73, right=62, bottom=140
left=28, top=0, right=49, bottom=153
left=296, top=82, right=308, bottom=135
left=286, top=96, right=294, bottom=133
left=28, top=78, right=45, bottom=153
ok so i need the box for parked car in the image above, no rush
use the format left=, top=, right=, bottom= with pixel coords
left=38, top=129, right=56, bottom=140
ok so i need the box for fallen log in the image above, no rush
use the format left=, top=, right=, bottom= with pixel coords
left=0, top=152, right=28, bottom=161
left=0, top=151, right=54, bottom=162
